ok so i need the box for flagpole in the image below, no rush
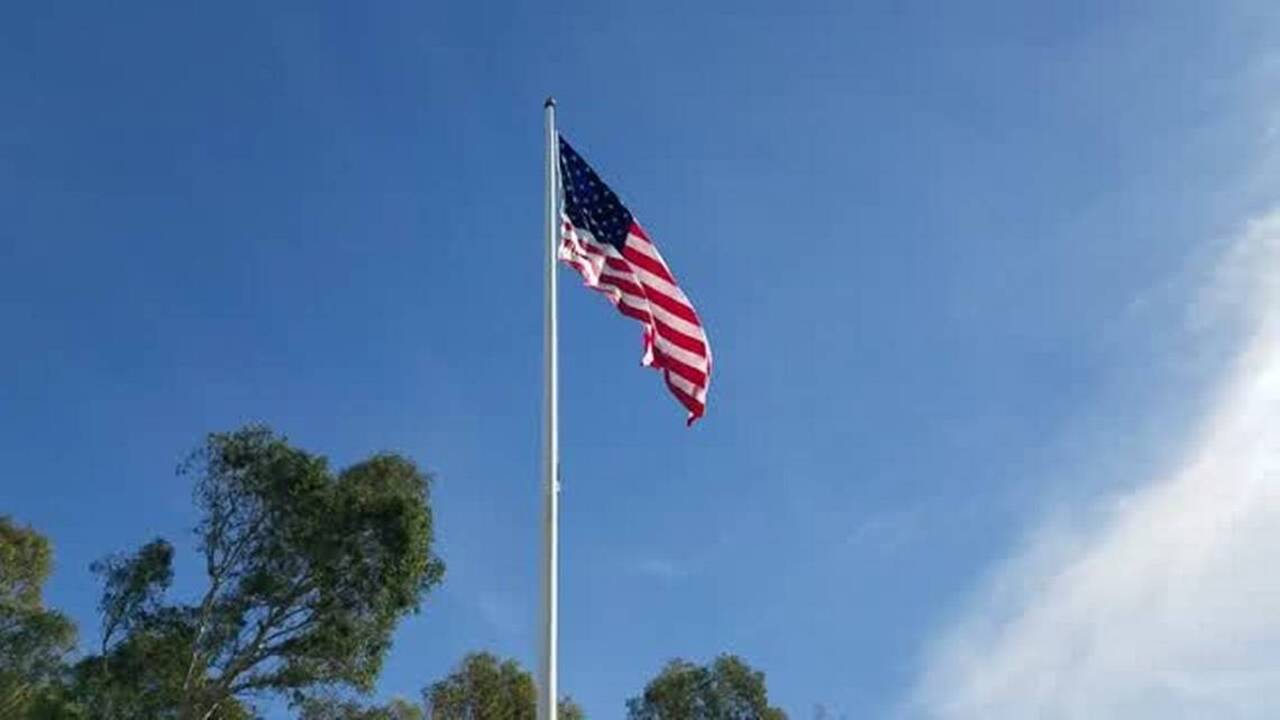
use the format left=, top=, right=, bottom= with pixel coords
left=538, top=96, right=560, bottom=720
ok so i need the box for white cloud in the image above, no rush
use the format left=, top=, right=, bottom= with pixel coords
left=909, top=213, right=1280, bottom=719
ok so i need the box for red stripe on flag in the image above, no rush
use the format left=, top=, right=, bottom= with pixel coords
left=664, top=375, right=705, bottom=426
left=628, top=222, right=654, bottom=245
left=560, top=211, right=709, bottom=425
left=598, top=273, right=645, bottom=299
left=653, top=347, right=709, bottom=386
left=616, top=301, right=652, bottom=324
left=605, top=257, right=633, bottom=275
left=644, top=288, right=700, bottom=325
left=653, top=318, right=708, bottom=355
left=622, top=246, right=676, bottom=284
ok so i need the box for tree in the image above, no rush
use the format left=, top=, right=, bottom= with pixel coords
left=53, top=608, right=253, bottom=720
left=626, top=655, right=786, bottom=720
left=560, top=699, right=585, bottom=720
left=73, top=426, right=446, bottom=719
left=92, top=539, right=175, bottom=656
left=76, top=538, right=177, bottom=718
left=0, top=516, right=77, bottom=717
left=297, top=694, right=424, bottom=720
left=423, top=651, right=583, bottom=719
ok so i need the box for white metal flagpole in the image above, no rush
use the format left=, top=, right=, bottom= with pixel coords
left=538, top=96, right=560, bottom=720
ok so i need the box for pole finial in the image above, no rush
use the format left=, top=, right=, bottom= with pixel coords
left=544, top=96, right=557, bottom=108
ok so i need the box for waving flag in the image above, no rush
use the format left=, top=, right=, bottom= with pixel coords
left=557, top=135, right=712, bottom=425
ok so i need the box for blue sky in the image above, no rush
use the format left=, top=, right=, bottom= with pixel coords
left=3, top=1, right=1279, bottom=718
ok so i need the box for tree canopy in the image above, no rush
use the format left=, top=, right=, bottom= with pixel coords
left=297, top=694, right=424, bottom=720
left=2, top=427, right=794, bottom=719
left=23, top=425, right=446, bottom=720
left=168, top=426, right=446, bottom=715
left=424, top=651, right=583, bottom=720
left=626, top=655, right=786, bottom=720
left=0, top=517, right=77, bottom=717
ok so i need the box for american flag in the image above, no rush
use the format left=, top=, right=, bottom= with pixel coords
left=557, top=135, right=712, bottom=425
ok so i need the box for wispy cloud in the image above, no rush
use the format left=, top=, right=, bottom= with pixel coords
left=633, top=557, right=690, bottom=581
left=629, top=531, right=735, bottom=583
left=908, top=212, right=1280, bottom=719
left=476, top=590, right=521, bottom=637
left=845, top=507, right=922, bottom=554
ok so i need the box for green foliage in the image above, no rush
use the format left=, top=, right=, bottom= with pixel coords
left=61, top=425, right=445, bottom=719
left=0, top=430, right=797, bottom=720
left=1, top=517, right=56, bottom=607
left=44, top=608, right=250, bottom=720
left=297, top=694, right=424, bottom=720
left=91, top=539, right=174, bottom=653
left=386, top=698, right=427, bottom=720
left=0, top=517, right=77, bottom=718
left=626, top=655, right=786, bottom=720
left=425, top=652, right=534, bottom=719
left=189, top=426, right=445, bottom=714
left=423, top=651, right=583, bottom=720
left=559, top=697, right=585, bottom=720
